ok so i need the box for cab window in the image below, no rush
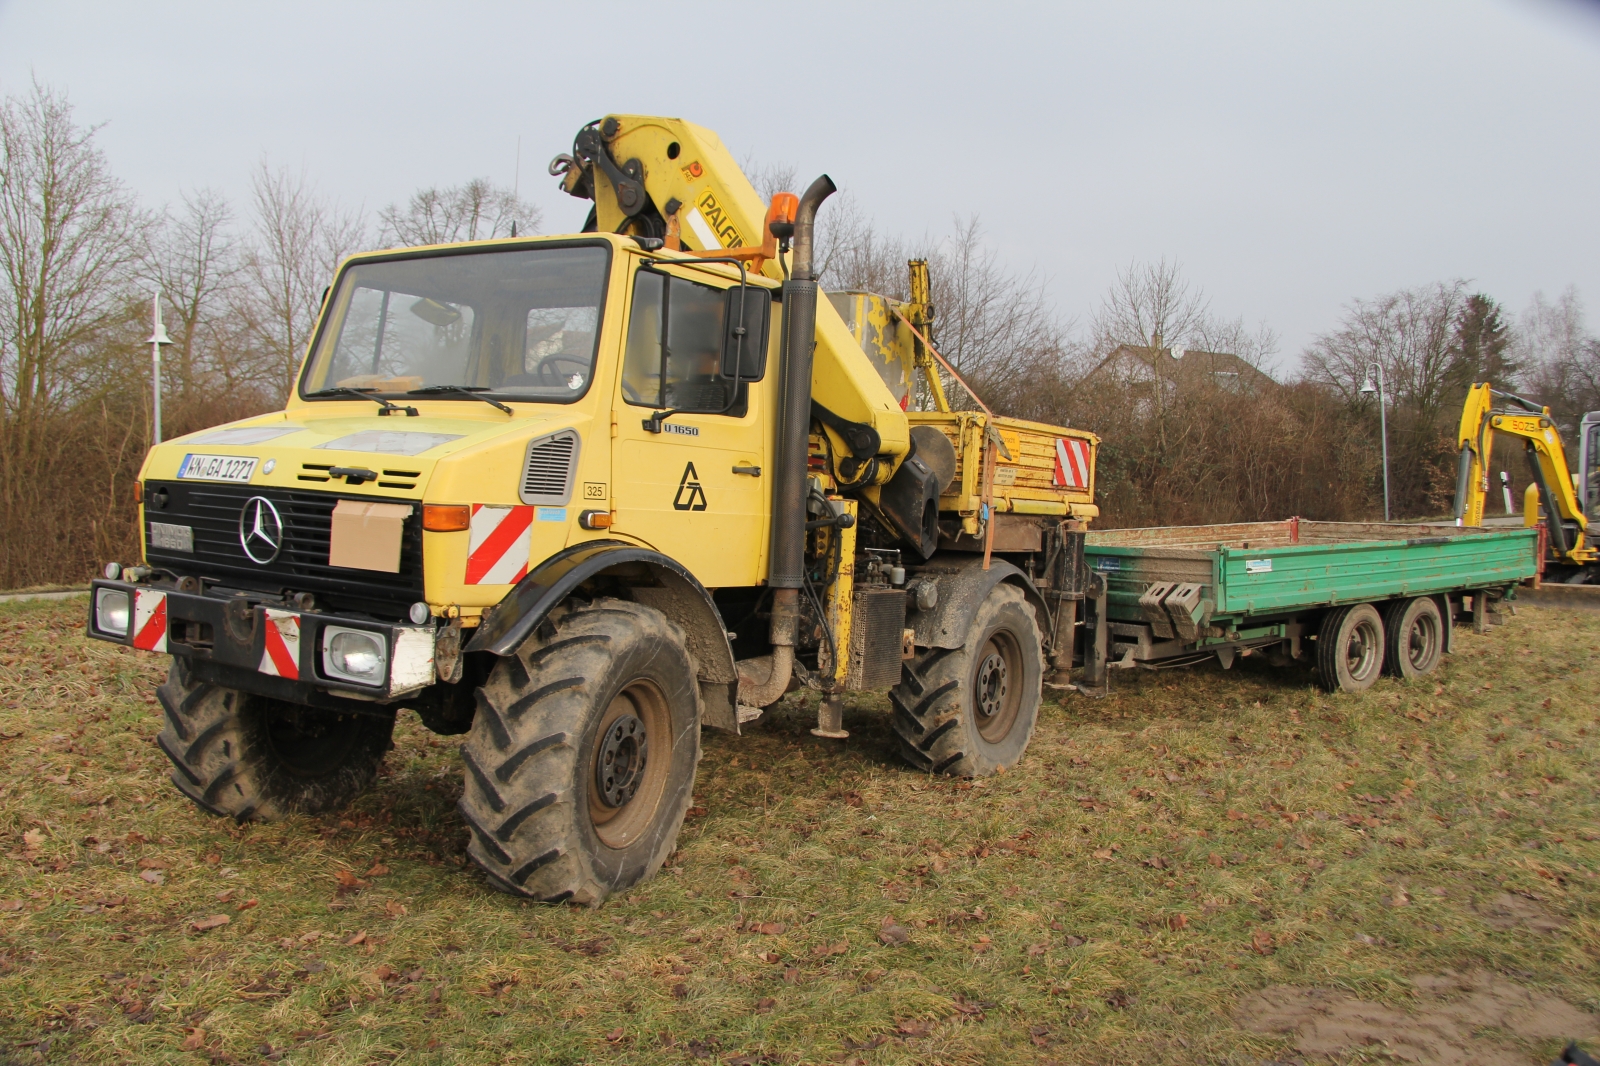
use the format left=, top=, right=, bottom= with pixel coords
left=621, top=269, right=746, bottom=415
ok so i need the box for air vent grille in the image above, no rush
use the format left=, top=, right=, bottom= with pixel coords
left=520, top=431, right=579, bottom=506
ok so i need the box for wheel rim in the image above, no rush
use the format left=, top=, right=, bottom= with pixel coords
left=972, top=628, right=1023, bottom=743
left=1345, top=616, right=1382, bottom=681
left=1407, top=612, right=1439, bottom=671
left=262, top=706, right=361, bottom=777
left=589, top=679, right=671, bottom=850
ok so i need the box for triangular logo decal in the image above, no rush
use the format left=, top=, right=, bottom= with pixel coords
left=673, top=462, right=708, bottom=511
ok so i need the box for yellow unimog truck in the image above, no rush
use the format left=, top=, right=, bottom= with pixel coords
left=87, top=116, right=1099, bottom=903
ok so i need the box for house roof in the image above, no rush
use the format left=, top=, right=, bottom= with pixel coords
left=1083, top=344, right=1277, bottom=390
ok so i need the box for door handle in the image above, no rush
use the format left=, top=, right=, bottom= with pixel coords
left=732, top=465, right=762, bottom=477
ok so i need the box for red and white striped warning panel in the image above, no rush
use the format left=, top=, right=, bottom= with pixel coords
left=1053, top=438, right=1092, bottom=489
left=131, top=589, right=168, bottom=652
left=465, top=505, right=534, bottom=585
left=259, top=609, right=300, bottom=680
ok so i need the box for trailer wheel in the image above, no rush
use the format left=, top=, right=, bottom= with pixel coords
left=1383, top=597, right=1444, bottom=679
left=154, top=659, right=394, bottom=821
left=890, top=583, right=1042, bottom=776
left=1315, top=603, right=1386, bottom=692
left=458, top=599, right=701, bottom=905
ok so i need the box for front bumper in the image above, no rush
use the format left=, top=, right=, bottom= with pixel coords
left=87, top=580, right=436, bottom=702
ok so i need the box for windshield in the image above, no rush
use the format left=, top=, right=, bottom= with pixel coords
left=300, top=243, right=610, bottom=404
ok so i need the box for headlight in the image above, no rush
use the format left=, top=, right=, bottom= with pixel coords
left=95, top=589, right=130, bottom=636
left=323, top=627, right=387, bottom=685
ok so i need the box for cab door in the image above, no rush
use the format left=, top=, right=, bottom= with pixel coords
left=609, top=263, right=776, bottom=589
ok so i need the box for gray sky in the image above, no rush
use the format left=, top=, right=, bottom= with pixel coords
left=3, top=0, right=1598, bottom=371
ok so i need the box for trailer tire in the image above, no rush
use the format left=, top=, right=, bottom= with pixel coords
left=154, top=659, right=394, bottom=821
left=1382, top=597, right=1444, bottom=679
left=1315, top=603, right=1386, bottom=693
left=890, top=583, right=1042, bottom=777
left=458, top=598, right=701, bottom=905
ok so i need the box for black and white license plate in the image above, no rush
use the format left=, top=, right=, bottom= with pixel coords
left=177, top=453, right=258, bottom=483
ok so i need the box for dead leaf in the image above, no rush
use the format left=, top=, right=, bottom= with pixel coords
left=1092, top=848, right=1113, bottom=860
left=383, top=900, right=407, bottom=918
left=749, top=921, right=785, bottom=935
left=139, top=869, right=164, bottom=885
left=237, top=898, right=259, bottom=911
left=1167, top=913, right=1189, bottom=931
left=334, top=869, right=367, bottom=892
left=0, top=900, right=22, bottom=912
left=215, top=889, right=235, bottom=902
left=605, top=1027, right=625, bottom=1043
left=1025, top=943, right=1047, bottom=957
left=1142, top=855, right=1167, bottom=869
left=1386, top=887, right=1410, bottom=907
left=811, top=940, right=849, bottom=957
left=136, top=857, right=166, bottom=870
left=878, top=917, right=911, bottom=947
left=1250, top=928, right=1275, bottom=955
left=191, top=914, right=231, bottom=932
left=755, top=997, right=776, bottom=1013
left=1226, top=809, right=1247, bottom=820
left=843, top=791, right=864, bottom=808
left=671, top=982, right=688, bottom=999
left=1064, top=935, right=1086, bottom=947
left=365, top=863, right=390, bottom=877
left=181, top=1028, right=206, bottom=1051
left=22, top=829, right=45, bottom=848
left=345, top=931, right=367, bottom=946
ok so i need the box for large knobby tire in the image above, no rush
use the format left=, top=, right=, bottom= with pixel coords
left=1315, top=603, right=1386, bottom=693
left=458, top=599, right=701, bottom=905
left=1383, top=597, right=1444, bottom=679
left=154, top=659, right=395, bottom=821
left=891, top=583, right=1042, bottom=777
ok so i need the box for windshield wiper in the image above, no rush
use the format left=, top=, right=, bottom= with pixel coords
left=307, top=386, right=418, bottom=417
left=407, top=385, right=513, bottom=415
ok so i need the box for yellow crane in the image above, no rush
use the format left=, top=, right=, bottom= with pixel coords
left=1453, top=382, right=1599, bottom=580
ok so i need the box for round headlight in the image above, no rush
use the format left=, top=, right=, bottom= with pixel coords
left=103, top=562, right=122, bottom=580
left=408, top=601, right=431, bottom=625
left=329, top=630, right=384, bottom=679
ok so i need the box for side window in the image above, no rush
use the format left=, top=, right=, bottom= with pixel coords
left=621, top=269, right=745, bottom=415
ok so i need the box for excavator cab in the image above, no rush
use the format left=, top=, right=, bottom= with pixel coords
left=1578, top=410, right=1600, bottom=524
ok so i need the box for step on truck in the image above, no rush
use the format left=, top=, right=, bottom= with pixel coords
left=1076, top=519, right=1539, bottom=693
left=87, top=115, right=1101, bottom=903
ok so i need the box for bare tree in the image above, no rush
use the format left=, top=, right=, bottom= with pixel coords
left=1517, top=288, right=1600, bottom=430
left=243, top=163, right=367, bottom=400
left=145, top=188, right=242, bottom=402
left=0, top=81, right=147, bottom=426
left=1091, top=259, right=1212, bottom=354
left=740, top=157, right=797, bottom=204
left=378, top=178, right=540, bottom=247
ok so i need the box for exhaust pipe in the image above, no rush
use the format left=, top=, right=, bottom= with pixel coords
left=740, top=174, right=834, bottom=709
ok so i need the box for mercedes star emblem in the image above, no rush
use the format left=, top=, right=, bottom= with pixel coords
left=239, top=496, right=284, bottom=564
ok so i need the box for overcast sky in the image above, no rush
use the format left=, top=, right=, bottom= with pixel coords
left=2, top=0, right=1597, bottom=371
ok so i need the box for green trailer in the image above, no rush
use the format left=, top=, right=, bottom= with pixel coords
left=1074, top=519, right=1540, bottom=693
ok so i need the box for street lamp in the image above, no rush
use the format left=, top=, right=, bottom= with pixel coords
left=148, top=291, right=174, bottom=445
left=1359, top=365, right=1391, bottom=522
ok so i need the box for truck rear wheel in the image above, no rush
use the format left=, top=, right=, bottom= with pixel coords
left=1383, top=597, right=1444, bottom=679
left=1315, top=603, right=1386, bottom=692
left=891, top=583, right=1042, bottom=777
left=155, top=659, right=394, bottom=821
left=458, top=598, right=701, bottom=905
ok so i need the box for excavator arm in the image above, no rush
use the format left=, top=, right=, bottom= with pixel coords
left=1453, top=382, right=1595, bottom=566
left=550, top=115, right=911, bottom=475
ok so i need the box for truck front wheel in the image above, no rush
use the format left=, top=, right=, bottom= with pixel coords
left=1316, top=603, right=1386, bottom=692
left=891, top=583, right=1043, bottom=777
left=155, top=659, right=395, bottom=821
left=458, top=598, right=701, bottom=905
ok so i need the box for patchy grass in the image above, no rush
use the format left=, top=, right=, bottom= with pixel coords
left=1, top=598, right=1597, bottom=1064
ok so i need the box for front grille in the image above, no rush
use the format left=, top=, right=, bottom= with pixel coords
left=520, top=431, right=579, bottom=505
left=143, top=480, right=424, bottom=621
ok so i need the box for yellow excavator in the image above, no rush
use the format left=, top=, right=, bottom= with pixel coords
left=1453, top=382, right=1600, bottom=583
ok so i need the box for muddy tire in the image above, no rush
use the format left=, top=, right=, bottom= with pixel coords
left=1383, top=597, right=1444, bottom=679
left=1315, top=603, right=1386, bottom=693
left=890, top=583, right=1042, bottom=777
left=155, top=658, right=394, bottom=821
left=458, top=599, right=701, bottom=905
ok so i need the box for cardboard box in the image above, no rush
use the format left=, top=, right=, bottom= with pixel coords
left=329, top=500, right=413, bottom=573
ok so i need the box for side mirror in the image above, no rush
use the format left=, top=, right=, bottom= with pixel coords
left=721, top=285, right=771, bottom=382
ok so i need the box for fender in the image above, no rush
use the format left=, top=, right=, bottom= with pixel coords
left=465, top=540, right=740, bottom=732
left=907, top=554, right=1055, bottom=651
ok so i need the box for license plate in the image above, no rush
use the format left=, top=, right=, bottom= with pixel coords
left=177, top=453, right=258, bottom=482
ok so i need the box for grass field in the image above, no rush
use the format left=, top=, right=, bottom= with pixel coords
left=1, top=597, right=1597, bottom=1065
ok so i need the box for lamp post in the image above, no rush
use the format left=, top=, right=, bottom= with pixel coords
left=1360, top=364, right=1391, bottom=522
left=148, top=291, right=174, bottom=445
